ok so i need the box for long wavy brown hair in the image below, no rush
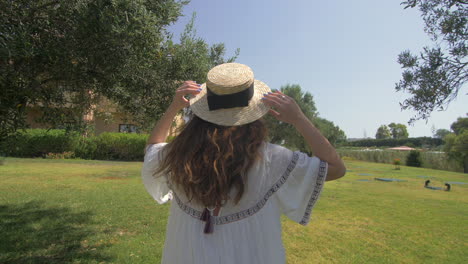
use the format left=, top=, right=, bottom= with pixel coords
left=155, top=115, right=267, bottom=208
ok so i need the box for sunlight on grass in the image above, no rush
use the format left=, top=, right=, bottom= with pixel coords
left=1, top=158, right=466, bottom=263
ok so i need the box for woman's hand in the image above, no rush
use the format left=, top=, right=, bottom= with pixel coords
left=262, top=90, right=346, bottom=181
left=169, top=81, right=202, bottom=111
left=146, top=81, right=201, bottom=146
left=261, top=90, right=306, bottom=126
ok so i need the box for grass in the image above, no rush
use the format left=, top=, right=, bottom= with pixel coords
left=0, top=158, right=467, bottom=264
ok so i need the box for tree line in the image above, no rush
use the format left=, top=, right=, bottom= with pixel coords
left=353, top=116, right=467, bottom=173
left=345, top=137, right=443, bottom=148
left=443, top=117, right=468, bottom=173
left=0, top=0, right=346, bottom=153
left=375, top=123, right=409, bottom=139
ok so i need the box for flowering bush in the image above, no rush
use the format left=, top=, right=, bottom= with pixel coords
left=45, top=152, right=75, bottom=159
left=393, top=158, right=401, bottom=170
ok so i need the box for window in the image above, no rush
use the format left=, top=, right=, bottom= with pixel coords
left=119, top=124, right=139, bottom=133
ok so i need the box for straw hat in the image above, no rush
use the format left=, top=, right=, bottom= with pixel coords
left=190, top=63, right=271, bottom=126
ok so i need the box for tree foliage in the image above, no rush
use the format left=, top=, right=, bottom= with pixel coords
left=396, top=0, right=467, bottom=123
left=314, top=117, right=347, bottom=147
left=406, top=150, right=423, bottom=167
left=444, top=116, right=468, bottom=173
left=388, top=123, right=409, bottom=139
left=433, top=128, right=451, bottom=139
left=265, top=84, right=346, bottom=154
left=345, top=137, right=443, bottom=148
left=265, top=84, right=316, bottom=154
left=450, top=116, right=468, bottom=134
left=0, top=0, right=237, bottom=142
left=376, top=125, right=392, bottom=139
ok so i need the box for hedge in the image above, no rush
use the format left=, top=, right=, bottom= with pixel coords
left=2, top=129, right=80, bottom=157
left=75, top=132, right=148, bottom=161
left=2, top=129, right=149, bottom=161
left=343, top=137, right=443, bottom=148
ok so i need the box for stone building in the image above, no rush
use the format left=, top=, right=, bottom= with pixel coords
left=25, top=92, right=184, bottom=137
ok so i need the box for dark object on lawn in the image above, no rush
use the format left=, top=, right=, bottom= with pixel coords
left=424, top=180, right=451, bottom=191
left=374, top=178, right=407, bottom=182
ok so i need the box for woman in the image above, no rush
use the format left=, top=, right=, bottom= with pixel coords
left=142, top=63, right=346, bottom=264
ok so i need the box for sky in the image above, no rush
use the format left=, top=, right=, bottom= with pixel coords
left=168, top=0, right=467, bottom=139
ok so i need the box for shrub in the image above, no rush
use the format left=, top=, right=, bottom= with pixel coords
left=393, top=158, right=401, bottom=170
left=71, top=132, right=148, bottom=161
left=91, top=132, right=148, bottom=161
left=74, top=136, right=99, bottom=160
left=3, top=129, right=80, bottom=157
left=343, top=137, right=443, bottom=148
left=406, top=150, right=422, bottom=167
left=45, top=151, right=75, bottom=159
left=3, top=129, right=149, bottom=161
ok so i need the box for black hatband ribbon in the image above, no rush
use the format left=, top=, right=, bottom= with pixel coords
left=207, top=83, right=254, bottom=111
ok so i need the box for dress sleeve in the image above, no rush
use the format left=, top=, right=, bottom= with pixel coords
left=272, top=146, right=328, bottom=225
left=141, top=143, right=173, bottom=204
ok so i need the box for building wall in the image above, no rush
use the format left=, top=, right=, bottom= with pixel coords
left=24, top=96, right=186, bottom=137
left=94, top=112, right=137, bottom=135
left=26, top=107, right=52, bottom=129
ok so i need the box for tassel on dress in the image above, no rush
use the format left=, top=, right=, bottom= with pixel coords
left=201, top=208, right=214, bottom=234
left=201, top=208, right=210, bottom=221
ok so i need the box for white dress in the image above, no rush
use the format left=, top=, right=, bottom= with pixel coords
left=141, top=142, right=328, bottom=264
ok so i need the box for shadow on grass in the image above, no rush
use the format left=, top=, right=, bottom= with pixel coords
left=0, top=201, right=112, bottom=264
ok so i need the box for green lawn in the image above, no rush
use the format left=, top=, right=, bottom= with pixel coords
left=0, top=158, right=466, bottom=264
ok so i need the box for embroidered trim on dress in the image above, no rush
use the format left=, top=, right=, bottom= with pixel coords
left=171, top=151, right=300, bottom=225
left=299, top=160, right=327, bottom=225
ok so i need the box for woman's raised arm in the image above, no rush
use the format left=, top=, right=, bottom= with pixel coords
left=145, top=81, right=201, bottom=152
left=261, top=91, right=346, bottom=181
